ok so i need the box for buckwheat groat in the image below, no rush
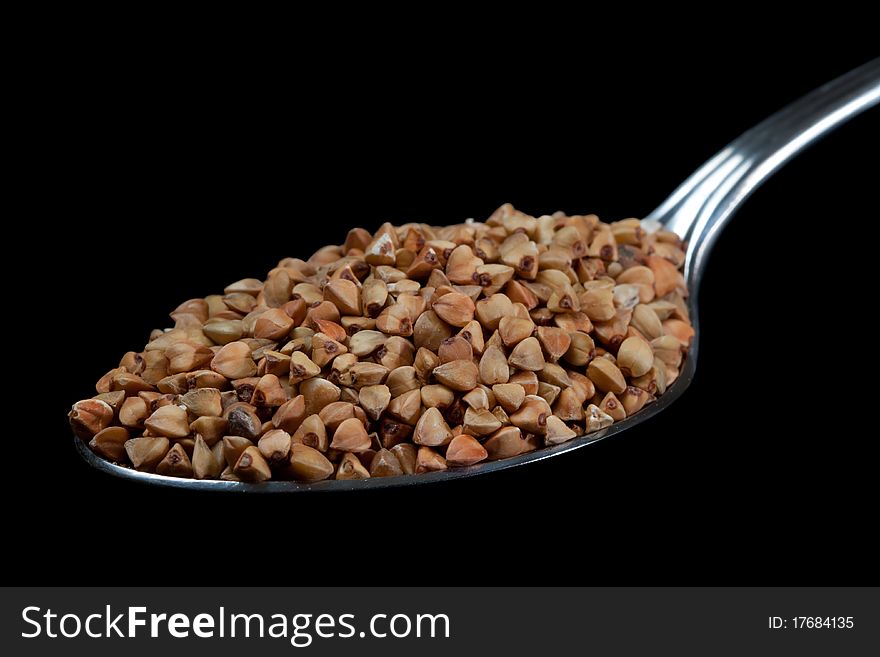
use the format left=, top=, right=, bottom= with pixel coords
left=70, top=204, right=692, bottom=482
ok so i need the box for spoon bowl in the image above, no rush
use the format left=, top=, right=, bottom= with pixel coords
left=74, top=59, right=879, bottom=490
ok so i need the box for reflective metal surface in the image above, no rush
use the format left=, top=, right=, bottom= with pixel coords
left=75, top=59, right=880, bottom=490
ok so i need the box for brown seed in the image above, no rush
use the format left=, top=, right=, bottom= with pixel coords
left=446, top=434, right=488, bottom=467
left=375, top=303, right=413, bottom=337
left=553, top=387, right=585, bottom=422
left=385, top=444, right=414, bottom=476
left=420, top=384, right=455, bottom=410
left=224, top=278, right=263, bottom=297
left=261, top=270, right=291, bottom=308
left=413, top=347, right=440, bottom=382
left=300, top=377, right=341, bottom=416
left=463, top=407, right=502, bottom=436
left=222, top=435, right=254, bottom=468
left=224, top=402, right=262, bottom=440
left=281, top=298, right=308, bottom=326
left=407, top=246, right=442, bottom=280
left=509, top=395, right=551, bottom=434
left=498, top=316, right=535, bottom=347
left=457, top=320, right=485, bottom=356
left=337, top=362, right=389, bottom=389
left=599, top=392, right=626, bottom=422
left=111, top=372, right=155, bottom=394
left=580, top=286, right=616, bottom=322
left=501, top=239, right=539, bottom=280
left=156, top=373, right=188, bottom=395
left=613, top=282, right=646, bottom=311
left=89, top=426, right=130, bottom=461
left=254, top=308, right=294, bottom=340
left=288, top=351, right=321, bottom=385
left=360, top=278, right=388, bottom=318
left=234, top=445, right=272, bottom=482
left=180, top=388, right=223, bottom=417
left=292, top=414, right=329, bottom=452
left=189, top=416, right=228, bottom=447
left=433, top=359, right=479, bottom=392
left=484, top=426, right=528, bottom=460
left=211, top=341, right=257, bottom=379
left=336, top=452, right=371, bottom=480
left=535, top=326, right=571, bottom=362
left=323, top=278, right=362, bottom=315
left=118, top=351, right=144, bottom=375
left=311, top=332, right=348, bottom=368
left=378, top=417, right=414, bottom=449
left=375, top=336, right=415, bottom=370
left=629, top=304, right=663, bottom=340
left=348, top=330, right=386, bottom=357
left=631, top=360, right=668, bottom=396
left=318, top=402, right=357, bottom=432
left=144, top=405, right=190, bottom=439
left=364, top=232, right=397, bottom=266
left=479, top=345, right=510, bottom=385
left=413, top=407, right=453, bottom=446
left=359, top=384, right=391, bottom=420
left=646, top=255, right=684, bottom=297
left=445, top=244, right=483, bottom=284
left=563, top=331, right=595, bottom=366
left=165, top=341, right=214, bottom=374
left=616, top=336, right=654, bottom=378
left=552, top=312, right=592, bottom=335
left=223, top=292, right=257, bottom=315
left=537, top=382, right=561, bottom=406
left=505, top=279, right=539, bottom=310
left=509, top=370, right=539, bottom=395
left=438, top=335, right=473, bottom=363
left=156, top=443, right=194, bottom=478
left=257, top=429, right=292, bottom=465
left=302, top=300, right=342, bottom=331
left=261, top=350, right=292, bottom=377
left=432, top=292, right=475, bottom=327
left=412, top=310, right=453, bottom=351
left=646, top=299, right=677, bottom=321
left=415, top=446, right=447, bottom=473
left=475, top=294, right=514, bottom=330
left=662, top=319, right=695, bottom=348
left=585, top=403, right=614, bottom=433
left=547, top=285, right=580, bottom=314
left=93, top=391, right=125, bottom=414
left=651, top=335, right=683, bottom=369
left=492, top=383, right=525, bottom=413
left=96, top=366, right=126, bottom=394
left=474, top=264, right=514, bottom=295
left=69, top=399, right=114, bottom=439
left=544, top=415, right=577, bottom=445
left=192, top=435, right=222, bottom=479
left=566, top=370, right=595, bottom=402
left=314, top=319, right=348, bottom=344
left=272, top=395, right=307, bottom=434
left=370, top=448, right=404, bottom=477
left=587, top=357, right=627, bottom=394
left=186, top=369, right=229, bottom=390
left=125, top=437, right=170, bottom=471
left=508, top=337, right=545, bottom=372
left=462, top=387, right=490, bottom=410
left=330, top=417, right=371, bottom=452
left=386, top=388, right=423, bottom=425
left=384, top=366, right=420, bottom=398
left=138, top=352, right=168, bottom=385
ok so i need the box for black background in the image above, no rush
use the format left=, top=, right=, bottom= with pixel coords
left=15, top=47, right=877, bottom=585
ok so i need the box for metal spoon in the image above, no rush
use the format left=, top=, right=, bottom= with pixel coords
left=75, top=59, right=880, bottom=491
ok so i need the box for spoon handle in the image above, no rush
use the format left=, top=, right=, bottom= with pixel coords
left=646, top=58, right=880, bottom=288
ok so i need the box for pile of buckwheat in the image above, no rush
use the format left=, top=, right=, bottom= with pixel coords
left=69, top=204, right=694, bottom=482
